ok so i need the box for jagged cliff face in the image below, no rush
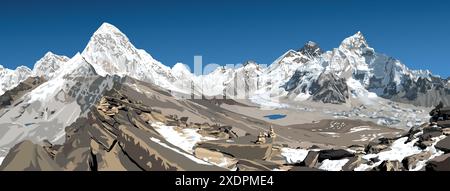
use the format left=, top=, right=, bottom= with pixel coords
left=385, top=76, right=450, bottom=107
left=0, top=76, right=46, bottom=107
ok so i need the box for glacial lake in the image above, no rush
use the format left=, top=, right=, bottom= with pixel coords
left=263, top=114, right=287, bottom=120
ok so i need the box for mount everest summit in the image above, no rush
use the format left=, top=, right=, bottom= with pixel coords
left=0, top=23, right=449, bottom=171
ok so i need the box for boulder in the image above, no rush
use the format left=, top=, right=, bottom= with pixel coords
left=0, top=140, right=61, bottom=171
left=342, top=156, right=364, bottom=171
left=196, top=136, right=273, bottom=160
left=415, top=140, right=434, bottom=150
left=318, top=149, right=354, bottom=162
left=425, top=153, right=450, bottom=171
left=405, top=125, right=424, bottom=142
left=370, top=156, right=380, bottom=163
left=378, top=137, right=400, bottom=145
left=405, top=125, right=424, bottom=137
left=423, top=126, right=443, bottom=134
left=402, top=151, right=432, bottom=170
left=435, top=136, right=450, bottom=153
left=180, top=117, right=189, bottom=123
left=420, top=132, right=443, bottom=141
left=300, top=151, right=319, bottom=168
left=365, top=143, right=389, bottom=154
left=374, top=160, right=403, bottom=171
left=419, top=127, right=442, bottom=141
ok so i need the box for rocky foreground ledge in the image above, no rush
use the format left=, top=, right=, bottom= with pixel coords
left=1, top=84, right=449, bottom=171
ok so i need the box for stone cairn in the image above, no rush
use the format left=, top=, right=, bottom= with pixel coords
left=97, top=97, right=122, bottom=116
left=268, top=125, right=276, bottom=138
left=256, top=132, right=266, bottom=144
left=255, top=126, right=277, bottom=144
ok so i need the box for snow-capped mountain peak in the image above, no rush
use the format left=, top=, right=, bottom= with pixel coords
left=243, top=60, right=257, bottom=67
left=171, top=63, right=194, bottom=79
left=15, top=66, right=32, bottom=74
left=81, top=22, right=176, bottom=89
left=0, top=65, right=32, bottom=95
left=33, top=51, right=70, bottom=80
left=339, top=31, right=373, bottom=56
left=299, top=41, right=323, bottom=57
left=94, top=22, right=124, bottom=36
left=279, top=31, right=449, bottom=106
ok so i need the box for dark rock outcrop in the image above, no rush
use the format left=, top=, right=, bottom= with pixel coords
left=342, top=156, right=364, bottom=171
left=300, top=151, right=319, bottom=167
left=376, top=75, right=450, bottom=107
left=284, top=72, right=349, bottom=104
left=402, top=151, right=432, bottom=170
left=420, top=127, right=442, bottom=141
left=298, top=41, right=323, bottom=57
left=318, top=149, right=354, bottom=162
left=0, top=76, right=46, bottom=107
left=435, top=136, right=450, bottom=153
left=310, top=73, right=349, bottom=104
left=425, top=153, right=450, bottom=171
left=365, top=143, right=389, bottom=154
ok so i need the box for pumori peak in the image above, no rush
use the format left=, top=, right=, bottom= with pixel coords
left=81, top=22, right=176, bottom=89
left=94, top=22, right=124, bottom=35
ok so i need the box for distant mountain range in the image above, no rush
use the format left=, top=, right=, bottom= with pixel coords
left=0, top=23, right=449, bottom=171
left=1, top=23, right=448, bottom=107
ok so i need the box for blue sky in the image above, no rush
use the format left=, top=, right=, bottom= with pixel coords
left=1, top=0, right=449, bottom=77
